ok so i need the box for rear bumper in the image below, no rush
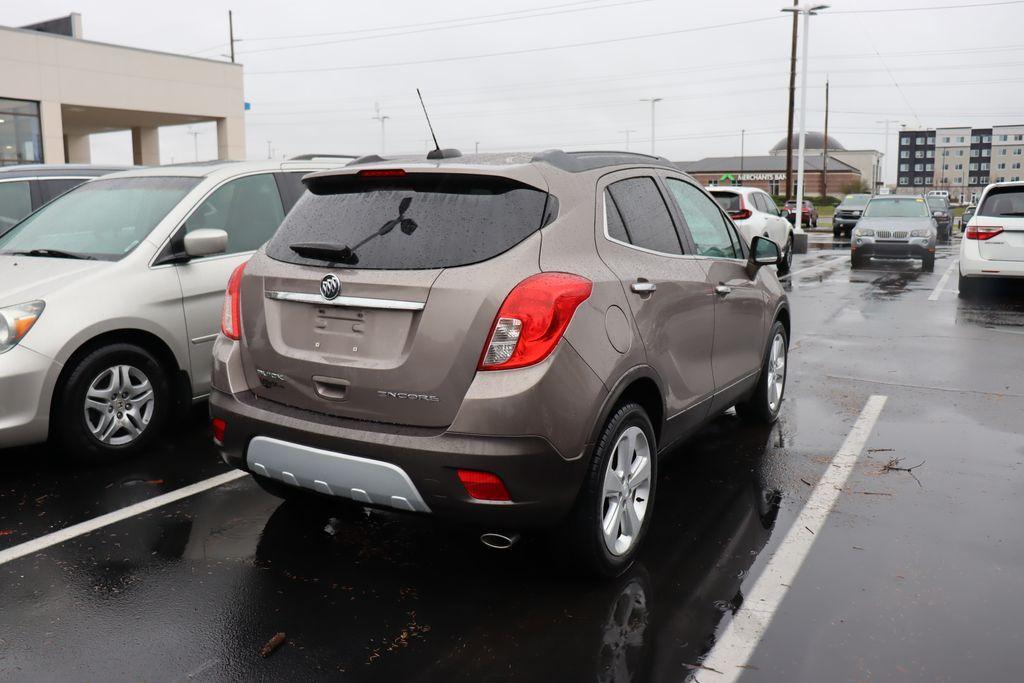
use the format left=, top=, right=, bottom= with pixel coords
left=0, top=345, right=58, bottom=449
left=960, top=240, right=1024, bottom=278
left=210, top=388, right=587, bottom=528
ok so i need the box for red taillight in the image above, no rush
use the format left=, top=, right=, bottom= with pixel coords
left=221, top=261, right=247, bottom=340
left=730, top=209, right=753, bottom=220
left=965, top=225, right=1004, bottom=241
left=457, top=469, right=511, bottom=501
left=358, top=169, right=407, bottom=177
left=211, top=418, right=226, bottom=445
left=478, top=273, right=592, bottom=371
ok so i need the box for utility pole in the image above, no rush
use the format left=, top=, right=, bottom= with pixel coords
left=188, top=127, right=200, bottom=162
left=475, top=141, right=480, bottom=154
left=228, top=10, right=236, bottom=63
left=740, top=129, right=746, bottom=185
left=640, top=98, right=662, bottom=155
left=784, top=0, right=799, bottom=200
left=620, top=128, right=637, bottom=151
left=821, top=78, right=829, bottom=198
left=372, top=102, right=390, bottom=154
left=266, top=140, right=272, bottom=159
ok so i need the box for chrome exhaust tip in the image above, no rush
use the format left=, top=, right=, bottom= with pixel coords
left=480, top=532, right=520, bottom=550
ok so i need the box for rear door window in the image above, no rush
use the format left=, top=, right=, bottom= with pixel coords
left=759, top=193, right=779, bottom=215
left=186, top=173, right=285, bottom=255
left=605, top=177, right=682, bottom=255
left=266, top=173, right=549, bottom=269
left=665, top=178, right=741, bottom=259
left=0, top=180, right=32, bottom=232
left=750, top=193, right=768, bottom=213
left=39, top=178, right=87, bottom=204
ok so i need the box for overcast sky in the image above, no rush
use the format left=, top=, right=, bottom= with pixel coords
left=6, top=0, right=1024, bottom=180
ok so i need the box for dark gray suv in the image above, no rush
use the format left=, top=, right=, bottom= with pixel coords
left=210, top=150, right=790, bottom=576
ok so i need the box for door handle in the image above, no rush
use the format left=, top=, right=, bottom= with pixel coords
left=714, top=284, right=732, bottom=296
left=630, top=281, right=657, bottom=294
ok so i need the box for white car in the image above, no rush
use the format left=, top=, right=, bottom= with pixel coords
left=709, top=186, right=794, bottom=273
left=959, top=181, right=1024, bottom=297
left=0, top=158, right=348, bottom=460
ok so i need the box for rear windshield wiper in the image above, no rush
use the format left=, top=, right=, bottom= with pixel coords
left=7, top=248, right=95, bottom=260
left=289, top=242, right=357, bottom=263
left=996, top=211, right=1024, bottom=216
left=289, top=197, right=419, bottom=266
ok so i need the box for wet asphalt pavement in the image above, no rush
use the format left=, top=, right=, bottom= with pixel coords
left=2, top=236, right=1023, bottom=682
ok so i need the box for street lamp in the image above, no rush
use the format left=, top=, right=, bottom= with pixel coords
left=781, top=3, right=828, bottom=234
left=640, top=98, right=662, bottom=155
left=620, top=128, right=637, bottom=151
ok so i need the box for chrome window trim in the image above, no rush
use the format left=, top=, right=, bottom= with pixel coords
left=265, top=290, right=425, bottom=311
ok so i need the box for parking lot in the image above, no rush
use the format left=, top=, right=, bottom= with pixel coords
left=1, top=234, right=1020, bottom=681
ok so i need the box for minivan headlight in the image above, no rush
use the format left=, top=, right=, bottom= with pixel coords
left=0, top=300, right=45, bottom=354
left=854, top=228, right=875, bottom=237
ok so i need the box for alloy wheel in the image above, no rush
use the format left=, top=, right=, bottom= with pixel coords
left=600, top=426, right=652, bottom=556
left=766, top=332, right=787, bottom=413
left=83, top=364, right=156, bottom=446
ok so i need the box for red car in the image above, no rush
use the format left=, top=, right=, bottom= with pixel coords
left=784, top=199, right=819, bottom=228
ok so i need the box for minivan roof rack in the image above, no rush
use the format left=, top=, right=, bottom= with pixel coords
left=531, top=149, right=677, bottom=173
left=289, top=154, right=360, bottom=161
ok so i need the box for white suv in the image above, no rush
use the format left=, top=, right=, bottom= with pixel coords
left=0, top=159, right=346, bottom=460
left=959, top=181, right=1024, bottom=297
left=709, top=186, right=793, bottom=273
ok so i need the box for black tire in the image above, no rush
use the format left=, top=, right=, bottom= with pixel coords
left=958, top=272, right=978, bottom=299
left=922, top=255, right=935, bottom=272
left=736, top=321, right=788, bottom=424
left=832, top=226, right=841, bottom=238
left=565, top=402, right=658, bottom=578
left=851, top=254, right=867, bottom=269
left=777, top=235, right=793, bottom=274
left=56, top=343, right=171, bottom=463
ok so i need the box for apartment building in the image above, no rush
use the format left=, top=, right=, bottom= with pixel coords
left=897, top=125, right=1024, bottom=202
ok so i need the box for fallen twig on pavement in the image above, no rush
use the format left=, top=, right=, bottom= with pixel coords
left=881, top=458, right=925, bottom=487
left=259, top=632, right=286, bottom=658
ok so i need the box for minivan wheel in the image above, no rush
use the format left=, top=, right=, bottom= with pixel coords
left=736, top=321, right=788, bottom=424
left=566, top=402, right=657, bottom=578
left=57, top=343, right=170, bottom=462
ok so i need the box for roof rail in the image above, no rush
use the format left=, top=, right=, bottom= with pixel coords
left=288, top=154, right=360, bottom=161
left=346, top=154, right=389, bottom=166
left=531, top=149, right=677, bottom=173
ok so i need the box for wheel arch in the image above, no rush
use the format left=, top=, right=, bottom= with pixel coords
left=586, top=366, right=666, bottom=450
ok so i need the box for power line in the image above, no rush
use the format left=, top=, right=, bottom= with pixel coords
left=238, top=0, right=653, bottom=55
left=828, top=0, right=1024, bottom=14
left=246, top=15, right=785, bottom=75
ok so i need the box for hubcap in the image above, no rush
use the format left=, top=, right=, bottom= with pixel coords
left=83, top=364, right=155, bottom=446
left=766, top=332, right=787, bottom=413
left=601, top=426, right=652, bottom=556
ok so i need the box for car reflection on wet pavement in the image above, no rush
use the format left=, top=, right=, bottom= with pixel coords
left=2, top=237, right=1024, bottom=682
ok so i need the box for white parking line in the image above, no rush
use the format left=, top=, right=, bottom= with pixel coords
left=779, top=254, right=849, bottom=281
left=699, top=394, right=888, bottom=681
left=928, top=259, right=960, bottom=301
left=0, top=470, right=249, bottom=566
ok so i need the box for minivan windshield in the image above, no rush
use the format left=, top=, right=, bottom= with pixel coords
left=0, top=176, right=200, bottom=261
left=266, top=173, right=550, bottom=270
left=862, top=197, right=931, bottom=218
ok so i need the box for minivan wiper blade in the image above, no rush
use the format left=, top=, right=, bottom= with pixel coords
left=289, top=242, right=357, bottom=263
left=8, top=248, right=95, bottom=260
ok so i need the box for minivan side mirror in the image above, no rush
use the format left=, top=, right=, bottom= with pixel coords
left=183, top=228, right=228, bottom=257
left=749, top=235, right=782, bottom=269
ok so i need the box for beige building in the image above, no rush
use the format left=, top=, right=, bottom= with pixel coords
left=990, top=125, right=1024, bottom=184
left=0, top=14, right=245, bottom=166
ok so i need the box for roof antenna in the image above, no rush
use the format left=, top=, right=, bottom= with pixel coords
left=417, top=88, right=461, bottom=160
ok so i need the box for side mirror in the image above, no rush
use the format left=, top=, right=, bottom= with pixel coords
left=749, top=235, right=782, bottom=269
left=183, top=228, right=228, bottom=257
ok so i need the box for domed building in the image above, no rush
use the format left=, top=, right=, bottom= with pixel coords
left=769, top=132, right=847, bottom=155
left=768, top=131, right=882, bottom=193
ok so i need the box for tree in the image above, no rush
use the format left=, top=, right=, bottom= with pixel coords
left=841, top=179, right=871, bottom=195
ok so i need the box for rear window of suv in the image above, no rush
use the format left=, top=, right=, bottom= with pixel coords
left=979, top=186, right=1024, bottom=217
left=265, top=173, right=550, bottom=269
left=710, top=191, right=741, bottom=212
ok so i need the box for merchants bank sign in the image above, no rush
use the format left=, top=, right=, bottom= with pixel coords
left=720, top=172, right=786, bottom=181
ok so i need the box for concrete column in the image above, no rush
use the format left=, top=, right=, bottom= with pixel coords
left=39, top=101, right=65, bottom=163
left=216, top=117, right=246, bottom=160
left=131, top=126, right=160, bottom=166
left=63, top=134, right=91, bottom=163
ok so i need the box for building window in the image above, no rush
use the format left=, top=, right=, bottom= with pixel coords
left=915, top=137, right=924, bottom=144
left=0, top=98, right=43, bottom=166
left=997, top=176, right=1005, bottom=182
left=957, top=150, right=965, bottom=156
left=900, top=136, right=910, bottom=145
left=999, top=135, right=1009, bottom=142
left=1014, top=176, right=1022, bottom=182
left=913, top=163, right=922, bottom=171
left=943, top=163, right=949, bottom=170
left=983, top=135, right=992, bottom=143
left=899, top=163, right=909, bottom=172
left=916, top=150, right=926, bottom=158
left=955, top=163, right=963, bottom=170
left=957, top=136, right=966, bottom=143
left=971, top=135, right=980, bottom=144
left=971, top=149, right=979, bottom=157
left=926, top=163, right=933, bottom=171
left=926, top=149, right=934, bottom=158
left=998, top=162, right=1007, bottom=169
left=900, top=150, right=909, bottom=159
left=1014, top=162, right=1022, bottom=169
left=982, top=149, right=990, bottom=157
left=969, top=177, right=978, bottom=185
left=980, top=176, right=988, bottom=183
left=955, top=177, right=963, bottom=184
left=927, top=136, right=935, bottom=144
left=981, top=163, right=989, bottom=170
left=942, top=150, right=950, bottom=157
left=913, top=177, right=923, bottom=185
left=1016, top=135, right=1024, bottom=141
left=970, top=163, right=978, bottom=171
left=1016, top=148, right=1023, bottom=155
left=942, top=136, right=951, bottom=143
left=942, top=177, right=949, bottom=184
left=899, top=177, right=908, bottom=185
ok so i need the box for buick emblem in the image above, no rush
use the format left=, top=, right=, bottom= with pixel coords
left=320, top=274, right=341, bottom=300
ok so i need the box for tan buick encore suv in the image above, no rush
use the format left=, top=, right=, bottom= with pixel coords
left=210, top=150, right=790, bottom=576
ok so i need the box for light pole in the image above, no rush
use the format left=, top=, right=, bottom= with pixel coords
left=781, top=3, right=828, bottom=235
left=640, top=98, right=662, bottom=155
left=620, top=128, right=637, bottom=151
left=372, top=102, right=390, bottom=154
left=875, top=119, right=901, bottom=190
left=740, top=129, right=746, bottom=184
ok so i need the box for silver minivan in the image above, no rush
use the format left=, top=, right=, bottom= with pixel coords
left=0, top=159, right=342, bottom=460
